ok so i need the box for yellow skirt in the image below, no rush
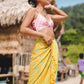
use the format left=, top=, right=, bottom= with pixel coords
left=28, top=37, right=59, bottom=84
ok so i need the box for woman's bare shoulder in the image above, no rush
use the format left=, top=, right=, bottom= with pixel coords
left=25, top=7, right=38, bottom=18
left=26, top=7, right=38, bottom=14
left=26, top=7, right=35, bottom=14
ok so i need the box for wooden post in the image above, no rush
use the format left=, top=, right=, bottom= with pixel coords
left=61, top=72, right=64, bottom=81
left=65, top=72, right=67, bottom=80
left=12, top=53, right=14, bottom=84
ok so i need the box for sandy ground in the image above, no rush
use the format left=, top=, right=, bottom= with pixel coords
left=55, top=75, right=84, bottom=84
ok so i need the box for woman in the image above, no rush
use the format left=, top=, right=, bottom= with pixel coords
left=20, top=0, right=68, bottom=84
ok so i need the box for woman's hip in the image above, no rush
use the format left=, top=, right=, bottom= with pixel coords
left=31, top=37, right=59, bottom=61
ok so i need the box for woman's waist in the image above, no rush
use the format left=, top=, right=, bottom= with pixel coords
left=39, top=27, right=55, bottom=38
left=36, top=37, right=56, bottom=47
left=36, top=36, right=56, bottom=45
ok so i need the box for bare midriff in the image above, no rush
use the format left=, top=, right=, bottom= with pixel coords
left=33, top=27, right=55, bottom=40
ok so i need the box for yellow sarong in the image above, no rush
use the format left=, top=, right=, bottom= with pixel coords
left=28, top=37, right=59, bottom=84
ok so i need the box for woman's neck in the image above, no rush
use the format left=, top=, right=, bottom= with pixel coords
left=36, top=3, right=46, bottom=13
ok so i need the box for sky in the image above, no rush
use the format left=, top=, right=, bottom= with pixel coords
left=56, top=0, right=84, bottom=8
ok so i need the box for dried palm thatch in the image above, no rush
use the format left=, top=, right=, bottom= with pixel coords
left=0, top=0, right=31, bottom=27
left=0, top=40, right=19, bottom=54
left=0, top=0, right=36, bottom=54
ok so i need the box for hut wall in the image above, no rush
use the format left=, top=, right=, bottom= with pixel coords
left=0, top=26, right=36, bottom=55
left=0, top=26, right=19, bottom=54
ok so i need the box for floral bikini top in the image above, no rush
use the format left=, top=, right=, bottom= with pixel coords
left=30, top=13, right=54, bottom=32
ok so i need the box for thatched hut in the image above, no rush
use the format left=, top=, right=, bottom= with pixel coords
left=0, top=0, right=35, bottom=54
left=0, top=0, right=34, bottom=84
left=0, top=0, right=64, bottom=84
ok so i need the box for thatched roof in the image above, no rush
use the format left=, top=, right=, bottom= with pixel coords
left=0, top=0, right=31, bottom=27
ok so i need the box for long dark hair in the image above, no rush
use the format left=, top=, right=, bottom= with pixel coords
left=28, top=0, right=37, bottom=7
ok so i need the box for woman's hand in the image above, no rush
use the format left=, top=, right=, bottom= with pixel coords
left=44, top=4, right=52, bottom=9
left=42, top=34, right=54, bottom=45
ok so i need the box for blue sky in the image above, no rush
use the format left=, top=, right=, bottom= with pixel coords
left=56, top=0, right=84, bottom=8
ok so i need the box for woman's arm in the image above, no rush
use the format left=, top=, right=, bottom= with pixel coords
left=20, top=8, right=44, bottom=38
left=45, top=5, right=68, bottom=22
left=56, top=34, right=62, bottom=43
left=51, top=7, right=68, bottom=22
left=56, top=24, right=64, bottom=42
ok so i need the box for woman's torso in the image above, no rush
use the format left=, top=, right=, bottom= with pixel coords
left=31, top=8, right=55, bottom=40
